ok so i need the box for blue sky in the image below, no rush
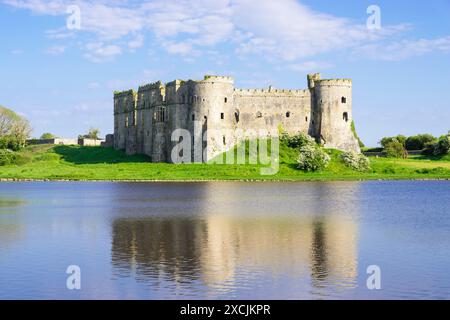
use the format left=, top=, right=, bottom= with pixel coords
left=0, top=0, right=449, bottom=146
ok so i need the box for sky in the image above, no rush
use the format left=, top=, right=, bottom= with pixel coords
left=0, top=0, right=449, bottom=146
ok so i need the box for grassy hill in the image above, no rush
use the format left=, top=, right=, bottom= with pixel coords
left=0, top=142, right=449, bottom=181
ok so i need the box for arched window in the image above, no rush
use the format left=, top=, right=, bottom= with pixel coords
left=286, top=111, right=291, bottom=118
left=341, top=97, right=347, bottom=104
left=256, top=111, right=262, bottom=118
left=235, top=111, right=240, bottom=123
left=305, top=116, right=308, bottom=122
left=220, top=113, right=224, bottom=120
left=224, top=97, right=228, bottom=103
left=343, top=112, right=349, bottom=122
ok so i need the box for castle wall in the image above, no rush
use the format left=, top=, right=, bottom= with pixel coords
left=113, top=73, right=360, bottom=163
left=113, top=90, right=136, bottom=151
left=233, top=88, right=312, bottom=135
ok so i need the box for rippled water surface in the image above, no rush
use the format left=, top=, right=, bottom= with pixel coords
left=0, top=181, right=449, bottom=299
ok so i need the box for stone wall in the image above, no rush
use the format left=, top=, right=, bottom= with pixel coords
left=113, top=73, right=360, bottom=163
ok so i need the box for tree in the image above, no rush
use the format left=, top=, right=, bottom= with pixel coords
left=0, top=105, right=32, bottom=150
left=380, top=135, right=406, bottom=149
left=433, top=134, right=450, bottom=156
left=383, top=139, right=408, bottom=158
left=405, top=134, right=437, bottom=150
left=80, top=127, right=101, bottom=140
left=40, top=133, right=57, bottom=140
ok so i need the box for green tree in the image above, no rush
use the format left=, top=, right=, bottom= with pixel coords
left=433, top=134, right=450, bottom=156
left=405, top=134, right=437, bottom=150
left=80, top=127, right=101, bottom=140
left=0, top=105, right=32, bottom=150
left=380, top=135, right=406, bottom=148
left=383, top=139, right=408, bottom=158
left=40, top=133, right=57, bottom=140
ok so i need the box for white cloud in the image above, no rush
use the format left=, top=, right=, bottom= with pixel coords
left=83, top=42, right=122, bottom=63
left=45, top=27, right=74, bottom=39
left=287, top=61, right=334, bottom=72
left=3, top=0, right=449, bottom=64
left=45, top=45, right=66, bottom=55
left=11, top=49, right=24, bottom=55
left=128, top=34, right=144, bottom=50
left=356, top=36, right=450, bottom=61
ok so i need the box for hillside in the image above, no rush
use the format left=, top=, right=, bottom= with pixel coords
left=0, top=142, right=450, bottom=181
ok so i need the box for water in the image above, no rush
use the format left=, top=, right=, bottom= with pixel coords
left=0, top=181, right=449, bottom=300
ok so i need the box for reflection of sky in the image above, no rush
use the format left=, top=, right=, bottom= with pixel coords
left=1, top=181, right=450, bottom=299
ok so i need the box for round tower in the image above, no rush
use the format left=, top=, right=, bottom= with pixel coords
left=314, top=79, right=360, bottom=153
left=191, top=76, right=235, bottom=162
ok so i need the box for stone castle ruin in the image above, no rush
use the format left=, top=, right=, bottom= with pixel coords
left=113, top=73, right=360, bottom=162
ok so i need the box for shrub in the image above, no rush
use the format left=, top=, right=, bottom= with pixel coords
left=433, top=134, right=450, bottom=156
left=0, top=149, right=31, bottom=166
left=0, top=149, right=16, bottom=166
left=405, top=134, right=437, bottom=150
left=0, top=136, right=23, bottom=151
left=380, top=135, right=406, bottom=148
left=297, top=144, right=331, bottom=172
left=341, top=151, right=371, bottom=171
left=281, top=133, right=315, bottom=149
left=383, top=139, right=408, bottom=158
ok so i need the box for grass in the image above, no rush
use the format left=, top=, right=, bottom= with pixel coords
left=0, top=143, right=449, bottom=181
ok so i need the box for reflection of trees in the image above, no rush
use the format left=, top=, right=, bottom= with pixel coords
left=0, top=199, right=26, bottom=252
left=111, top=218, right=207, bottom=282
left=311, top=219, right=329, bottom=286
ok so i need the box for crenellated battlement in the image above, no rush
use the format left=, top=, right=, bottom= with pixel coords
left=234, top=88, right=310, bottom=96
left=138, top=81, right=164, bottom=92
left=114, top=89, right=135, bottom=97
left=315, top=79, right=352, bottom=86
left=112, top=73, right=360, bottom=159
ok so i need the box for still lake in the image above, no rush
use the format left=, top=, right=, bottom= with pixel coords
left=0, top=181, right=449, bottom=299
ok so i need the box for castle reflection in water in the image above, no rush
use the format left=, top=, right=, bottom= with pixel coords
left=110, top=182, right=360, bottom=294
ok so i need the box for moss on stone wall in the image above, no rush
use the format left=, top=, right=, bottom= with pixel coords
left=351, top=120, right=365, bottom=148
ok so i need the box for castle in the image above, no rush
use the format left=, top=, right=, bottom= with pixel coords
left=113, top=73, right=360, bottom=162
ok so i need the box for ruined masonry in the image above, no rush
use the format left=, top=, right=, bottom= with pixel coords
left=112, top=73, right=360, bottom=162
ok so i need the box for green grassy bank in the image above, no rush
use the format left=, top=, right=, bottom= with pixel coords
left=0, top=143, right=450, bottom=181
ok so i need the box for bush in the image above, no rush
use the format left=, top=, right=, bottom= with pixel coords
left=0, top=149, right=31, bottom=166
left=422, top=141, right=436, bottom=155
left=405, top=134, right=437, bottom=150
left=297, top=144, right=331, bottom=172
left=281, top=133, right=315, bottom=149
left=0, top=149, right=16, bottom=166
left=341, top=151, right=371, bottom=171
left=433, top=135, right=450, bottom=156
left=383, top=139, right=408, bottom=158
left=0, top=136, right=23, bottom=151
left=380, top=135, right=407, bottom=149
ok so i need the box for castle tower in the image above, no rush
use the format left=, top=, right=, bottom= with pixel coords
left=191, top=75, right=235, bottom=162
left=313, top=78, right=360, bottom=153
